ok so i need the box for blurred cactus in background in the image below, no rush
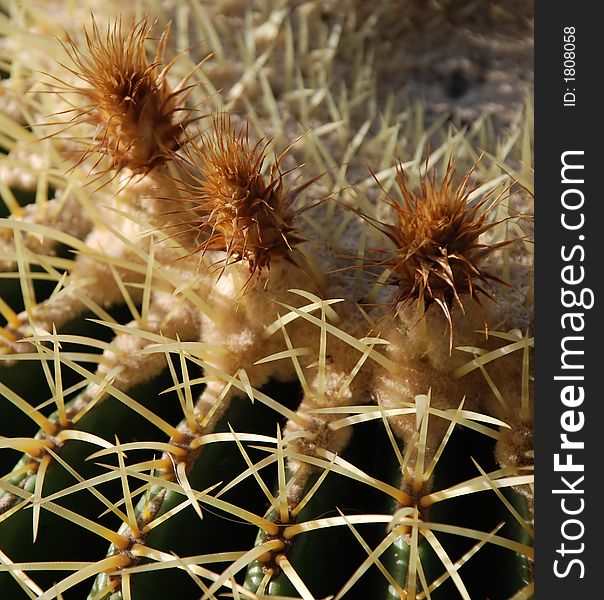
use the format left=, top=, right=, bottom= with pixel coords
left=0, top=1, right=533, bottom=598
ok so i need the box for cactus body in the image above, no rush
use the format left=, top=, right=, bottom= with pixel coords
left=0, top=2, right=533, bottom=599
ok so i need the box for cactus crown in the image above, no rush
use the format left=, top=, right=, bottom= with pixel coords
left=58, top=18, right=197, bottom=174
left=176, top=114, right=316, bottom=280
left=373, top=159, right=508, bottom=328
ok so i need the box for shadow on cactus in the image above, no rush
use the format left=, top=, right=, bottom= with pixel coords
left=0, top=6, right=533, bottom=600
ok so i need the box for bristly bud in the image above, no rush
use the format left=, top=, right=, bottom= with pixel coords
left=175, top=114, right=319, bottom=284
left=370, top=158, right=510, bottom=337
left=55, top=17, right=201, bottom=175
